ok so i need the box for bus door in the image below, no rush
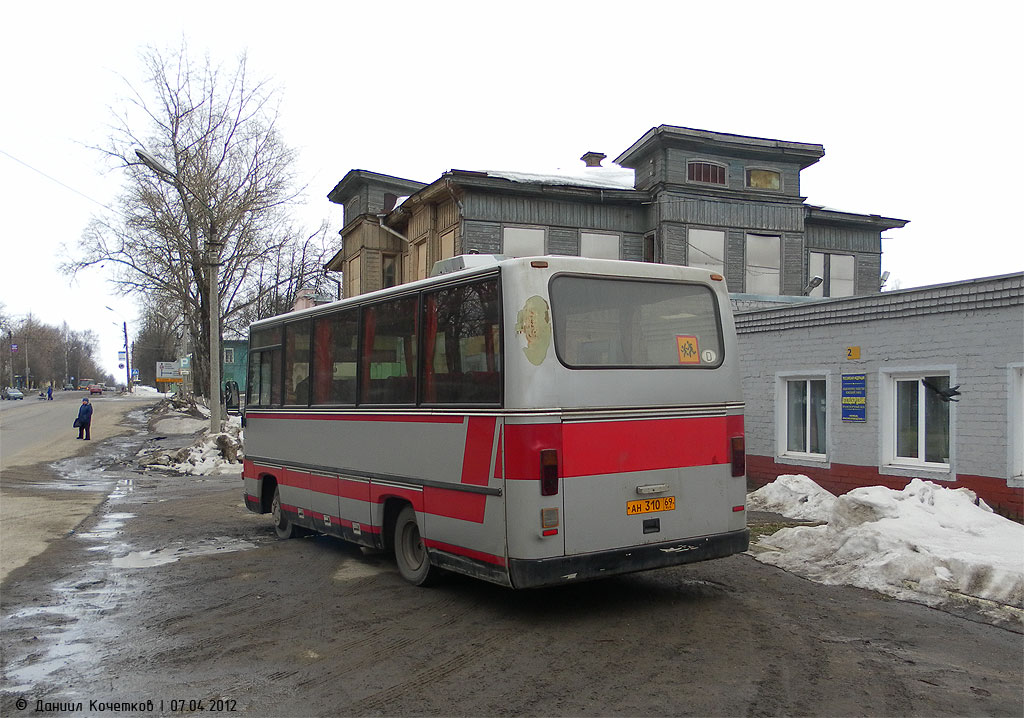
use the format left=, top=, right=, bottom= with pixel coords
left=559, top=412, right=733, bottom=555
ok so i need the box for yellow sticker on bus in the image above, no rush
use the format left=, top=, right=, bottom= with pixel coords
left=676, top=335, right=700, bottom=364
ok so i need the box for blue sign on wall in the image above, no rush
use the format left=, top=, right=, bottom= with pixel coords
left=842, top=374, right=867, bottom=422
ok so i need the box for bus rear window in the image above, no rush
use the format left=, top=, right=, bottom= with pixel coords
left=550, top=276, right=723, bottom=368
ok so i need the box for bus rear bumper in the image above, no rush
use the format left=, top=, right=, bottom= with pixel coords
left=507, top=528, right=750, bottom=589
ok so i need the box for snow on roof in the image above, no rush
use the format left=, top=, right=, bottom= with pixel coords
left=485, top=165, right=636, bottom=191
left=751, top=476, right=1024, bottom=628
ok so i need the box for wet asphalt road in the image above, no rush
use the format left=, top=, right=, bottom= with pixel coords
left=1, top=407, right=1022, bottom=717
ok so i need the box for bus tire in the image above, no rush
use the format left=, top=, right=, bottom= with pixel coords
left=394, top=505, right=437, bottom=586
left=271, top=486, right=299, bottom=539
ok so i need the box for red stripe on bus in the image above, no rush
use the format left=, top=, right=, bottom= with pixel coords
left=424, top=486, right=486, bottom=523
left=424, top=538, right=507, bottom=567
left=369, top=483, right=424, bottom=513
left=562, top=417, right=729, bottom=477
left=493, top=428, right=504, bottom=479
left=461, top=416, right=496, bottom=487
left=503, top=424, right=563, bottom=480
left=244, top=412, right=464, bottom=424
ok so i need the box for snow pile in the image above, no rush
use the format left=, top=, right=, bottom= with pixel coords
left=753, top=477, right=1024, bottom=626
left=486, top=165, right=635, bottom=190
left=747, top=474, right=836, bottom=521
left=167, top=414, right=244, bottom=475
left=131, top=384, right=167, bottom=397
left=152, top=415, right=208, bottom=434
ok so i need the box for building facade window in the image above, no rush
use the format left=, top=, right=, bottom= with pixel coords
left=413, top=239, right=428, bottom=280
left=882, top=370, right=953, bottom=470
left=745, top=234, right=781, bottom=295
left=348, top=253, right=361, bottom=298
left=687, top=228, right=725, bottom=275
left=643, top=232, right=658, bottom=263
left=1011, top=365, right=1024, bottom=483
left=687, top=161, right=726, bottom=185
left=223, top=348, right=235, bottom=365
left=746, top=168, right=781, bottom=190
left=580, top=232, right=620, bottom=260
left=503, top=226, right=545, bottom=257
left=382, top=253, right=398, bottom=289
left=782, top=378, right=827, bottom=457
left=809, top=252, right=856, bottom=297
left=440, top=228, right=456, bottom=261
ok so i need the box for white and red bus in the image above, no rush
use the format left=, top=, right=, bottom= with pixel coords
left=242, top=255, right=748, bottom=588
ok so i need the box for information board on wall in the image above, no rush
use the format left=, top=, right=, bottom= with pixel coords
left=841, top=374, right=867, bottom=422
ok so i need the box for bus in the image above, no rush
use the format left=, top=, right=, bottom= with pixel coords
left=242, top=256, right=748, bottom=588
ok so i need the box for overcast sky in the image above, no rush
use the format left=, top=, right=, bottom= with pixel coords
left=2, top=1, right=1021, bottom=380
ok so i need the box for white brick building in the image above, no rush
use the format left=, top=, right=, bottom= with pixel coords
left=735, top=272, right=1024, bottom=518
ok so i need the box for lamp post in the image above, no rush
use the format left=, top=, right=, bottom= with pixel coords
left=105, top=306, right=132, bottom=394
left=135, top=148, right=222, bottom=434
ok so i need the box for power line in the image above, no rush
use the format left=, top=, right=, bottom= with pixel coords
left=0, top=148, right=114, bottom=212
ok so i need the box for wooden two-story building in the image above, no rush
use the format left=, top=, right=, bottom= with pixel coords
left=325, top=125, right=907, bottom=300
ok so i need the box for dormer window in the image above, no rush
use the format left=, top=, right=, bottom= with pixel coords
left=687, top=161, right=726, bottom=185
left=746, top=169, right=781, bottom=191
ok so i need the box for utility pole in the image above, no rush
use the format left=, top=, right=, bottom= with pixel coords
left=135, top=148, right=222, bottom=433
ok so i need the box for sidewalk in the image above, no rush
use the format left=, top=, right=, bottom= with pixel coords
left=0, top=395, right=163, bottom=585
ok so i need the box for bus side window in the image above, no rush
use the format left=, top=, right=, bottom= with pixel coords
left=312, top=310, right=358, bottom=405
left=361, top=296, right=418, bottom=405
left=422, top=278, right=501, bottom=405
left=284, top=320, right=312, bottom=406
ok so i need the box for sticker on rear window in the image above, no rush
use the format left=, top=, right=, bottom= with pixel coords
left=676, top=335, right=700, bottom=364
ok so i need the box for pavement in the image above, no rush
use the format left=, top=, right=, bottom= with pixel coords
left=0, top=393, right=163, bottom=585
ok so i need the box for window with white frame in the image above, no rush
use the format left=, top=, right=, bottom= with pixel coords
left=224, top=348, right=235, bottom=365
left=688, top=229, right=725, bottom=274
left=885, top=372, right=952, bottom=467
left=580, top=232, right=620, bottom=260
left=1010, top=365, right=1024, bottom=482
left=809, top=252, right=856, bottom=298
left=745, top=234, right=780, bottom=295
left=503, top=226, right=545, bottom=257
left=781, top=377, right=827, bottom=457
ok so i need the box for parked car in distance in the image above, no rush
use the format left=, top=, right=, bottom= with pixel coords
left=89, top=384, right=103, bottom=395
left=63, top=383, right=75, bottom=390
left=2, top=387, right=25, bottom=400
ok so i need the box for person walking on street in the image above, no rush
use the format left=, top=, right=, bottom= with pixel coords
left=47, top=385, right=53, bottom=400
left=76, top=397, right=93, bottom=440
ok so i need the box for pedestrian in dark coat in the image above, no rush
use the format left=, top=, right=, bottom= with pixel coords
left=77, top=398, right=93, bottom=440
left=47, top=385, right=53, bottom=400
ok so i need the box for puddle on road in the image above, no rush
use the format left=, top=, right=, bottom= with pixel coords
left=112, top=537, right=256, bottom=569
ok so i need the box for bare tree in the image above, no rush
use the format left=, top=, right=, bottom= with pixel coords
left=63, top=42, right=313, bottom=398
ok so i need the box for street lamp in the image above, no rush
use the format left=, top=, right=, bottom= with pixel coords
left=135, top=148, right=222, bottom=434
left=105, top=306, right=132, bottom=394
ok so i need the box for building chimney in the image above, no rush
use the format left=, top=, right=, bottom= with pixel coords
left=580, top=151, right=606, bottom=168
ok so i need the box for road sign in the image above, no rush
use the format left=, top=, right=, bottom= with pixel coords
left=10, top=344, right=16, bottom=353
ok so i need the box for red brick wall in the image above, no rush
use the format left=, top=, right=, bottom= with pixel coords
left=748, top=454, right=1023, bottom=520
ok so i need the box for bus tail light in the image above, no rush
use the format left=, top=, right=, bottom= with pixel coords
left=540, top=449, right=559, bottom=496
left=730, top=436, right=745, bottom=477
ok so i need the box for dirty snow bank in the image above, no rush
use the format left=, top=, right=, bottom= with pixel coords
left=747, top=474, right=836, bottom=521
left=137, top=397, right=243, bottom=475
left=752, top=476, right=1024, bottom=628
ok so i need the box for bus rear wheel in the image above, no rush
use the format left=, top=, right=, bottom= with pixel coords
left=394, top=506, right=437, bottom=586
left=271, top=486, right=299, bottom=539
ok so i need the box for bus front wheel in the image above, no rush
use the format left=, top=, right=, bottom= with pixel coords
left=394, top=506, right=437, bottom=586
left=271, top=486, right=299, bottom=539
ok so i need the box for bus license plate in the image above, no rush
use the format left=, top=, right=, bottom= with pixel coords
left=626, top=496, right=676, bottom=515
